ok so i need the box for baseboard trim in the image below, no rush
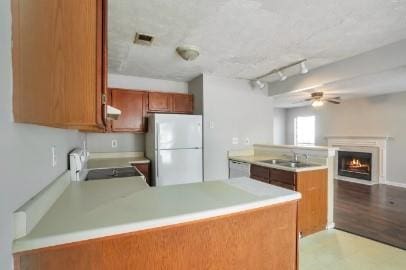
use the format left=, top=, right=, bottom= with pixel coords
left=326, top=222, right=335, bottom=230
left=385, top=181, right=406, bottom=188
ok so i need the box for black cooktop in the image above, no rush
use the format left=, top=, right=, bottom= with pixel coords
left=85, top=167, right=142, bottom=181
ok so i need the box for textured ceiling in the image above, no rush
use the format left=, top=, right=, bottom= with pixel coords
left=108, top=0, right=406, bottom=82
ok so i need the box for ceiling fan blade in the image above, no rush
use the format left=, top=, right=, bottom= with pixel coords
left=329, top=96, right=341, bottom=100
left=327, top=99, right=341, bottom=104
left=304, top=98, right=313, bottom=101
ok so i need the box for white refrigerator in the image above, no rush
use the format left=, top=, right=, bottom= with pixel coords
left=145, top=114, right=203, bottom=186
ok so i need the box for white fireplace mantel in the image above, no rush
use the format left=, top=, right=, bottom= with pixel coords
left=326, top=136, right=389, bottom=184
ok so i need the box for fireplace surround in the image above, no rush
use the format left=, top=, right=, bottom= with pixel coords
left=327, top=136, right=389, bottom=185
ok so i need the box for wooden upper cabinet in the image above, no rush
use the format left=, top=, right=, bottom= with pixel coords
left=172, top=93, right=193, bottom=113
left=148, top=92, right=172, bottom=112
left=147, top=92, right=193, bottom=114
left=12, top=0, right=107, bottom=131
left=110, top=89, right=148, bottom=132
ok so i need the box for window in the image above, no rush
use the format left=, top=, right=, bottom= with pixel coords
left=294, top=116, right=315, bottom=145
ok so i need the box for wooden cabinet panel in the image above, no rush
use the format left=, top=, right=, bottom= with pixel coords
left=296, top=169, right=328, bottom=236
left=12, top=0, right=106, bottom=130
left=172, top=93, right=193, bottom=113
left=16, top=241, right=103, bottom=270
left=270, top=180, right=295, bottom=191
left=148, top=92, right=172, bottom=112
left=133, top=163, right=150, bottom=185
left=110, top=89, right=148, bottom=132
left=15, top=202, right=299, bottom=270
left=250, top=164, right=270, bottom=183
left=247, top=164, right=327, bottom=237
left=270, top=169, right=296, bottom=186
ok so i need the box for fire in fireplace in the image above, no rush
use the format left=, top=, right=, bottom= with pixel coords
left=338, top=151, right=372, bottom=181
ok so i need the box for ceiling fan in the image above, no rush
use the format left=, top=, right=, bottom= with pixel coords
left=303, top=92, right=341, bottom=107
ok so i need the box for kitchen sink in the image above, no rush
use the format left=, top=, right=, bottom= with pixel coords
left=259, top=159, right=317, bottom=168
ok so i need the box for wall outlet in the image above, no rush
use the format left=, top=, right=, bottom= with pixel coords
left=232, top=137, right=239, bottom=145
left=244, top=137, right=250, bottom=145
left=209, top=121, right=215, bottom=129
left=51, top=145, right=57, bottom=167
left=111, top=139, right=118, bottom=148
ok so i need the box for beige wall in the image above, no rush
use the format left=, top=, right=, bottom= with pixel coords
left=285, top=91, right=406, bottom=185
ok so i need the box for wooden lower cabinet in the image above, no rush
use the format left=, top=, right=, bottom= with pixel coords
left=297, top=170, right=328, bottom=236
left=250, top=164, right=270, bottom=183
left=250, top=164, right=327, bottom=236
left=133, top=163, right=150, bottom=185
left=14, top=202, right=299, bottom=270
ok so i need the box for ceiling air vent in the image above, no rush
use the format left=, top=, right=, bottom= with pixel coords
left=134, top=32, right=154, bottom=46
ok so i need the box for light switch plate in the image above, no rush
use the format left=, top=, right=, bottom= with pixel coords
left=51, top=145, right=57, bottom=167
left=232, top=137, right=239, bottom=145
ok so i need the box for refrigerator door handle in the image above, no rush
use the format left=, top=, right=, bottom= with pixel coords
left=156, top=124, right=160, bottom=179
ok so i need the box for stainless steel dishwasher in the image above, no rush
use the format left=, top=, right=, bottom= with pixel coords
left=228, top=160, right=250, bottom=178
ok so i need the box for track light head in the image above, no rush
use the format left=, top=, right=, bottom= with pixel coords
left=300, top=61, right=308, bottom=74
left=255, top=79, right=266, bottom=89
left=278, top=70, right=287, bottom=81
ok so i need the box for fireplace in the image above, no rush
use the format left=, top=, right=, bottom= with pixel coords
left=337, top=151, right=372, bottom=181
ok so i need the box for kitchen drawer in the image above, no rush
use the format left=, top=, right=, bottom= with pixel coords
left=250, top=164, right=270, bottom=183
left=270, top=168, right=296, bottom=186
left=270, top=180, right=295, bottom=191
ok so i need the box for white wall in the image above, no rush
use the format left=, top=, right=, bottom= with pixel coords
left=85, top=74, right=189, bottom=153
left=86, top=133, right=144, bottom=153
left=0, top=3, right=84, bottom=269
left=273, top=108, right=286, bottom=145
left=108, top=73, right=188, bottom=92
left=285, top=92, right=406, bottom=185
left=200, top=75, right=274, bottom=180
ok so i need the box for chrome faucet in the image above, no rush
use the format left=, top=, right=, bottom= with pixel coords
left=292, top=151, right=299, bottom=162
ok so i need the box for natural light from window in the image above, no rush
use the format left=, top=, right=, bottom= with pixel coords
left=294, top=116, right=315, bottom=146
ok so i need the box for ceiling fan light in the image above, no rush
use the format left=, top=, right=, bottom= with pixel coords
left=255, top=79, right=265, bottom=89
left=300, top=61, right=308, bottom=74
left=278, top=70, right=287, bottom=81
left=312, top=100, right=324, bottom=107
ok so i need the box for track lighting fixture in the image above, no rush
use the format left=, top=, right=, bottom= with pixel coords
left=300, top=61, right=308, bottom=74
left=255, top=79, right=266, bottom=89
left=251, top=59, right=308, bottom=89
left=277, top=70, right=287, bottom=81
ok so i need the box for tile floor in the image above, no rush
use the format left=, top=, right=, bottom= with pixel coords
left=300, top=229, right=406, bottom=270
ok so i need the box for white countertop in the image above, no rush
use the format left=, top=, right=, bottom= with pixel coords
left=229, top=155, right=328, bottom=172
left=13, top=177, right=300, bottom=253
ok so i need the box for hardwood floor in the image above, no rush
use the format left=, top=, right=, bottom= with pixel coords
left=334, top=179, right=406, bottom=250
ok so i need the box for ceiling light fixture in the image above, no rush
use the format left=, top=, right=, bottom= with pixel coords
left=255, top=79, right=266, bottom=89
left=300, top=61, right=308, bottom=74
left=278, top=70, right=287, bottom=81
left=176, top=45, right=200, bottom=61
left=251, top=59, right=308, bottom=87
left=312, top=100, right=324, bottom=107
